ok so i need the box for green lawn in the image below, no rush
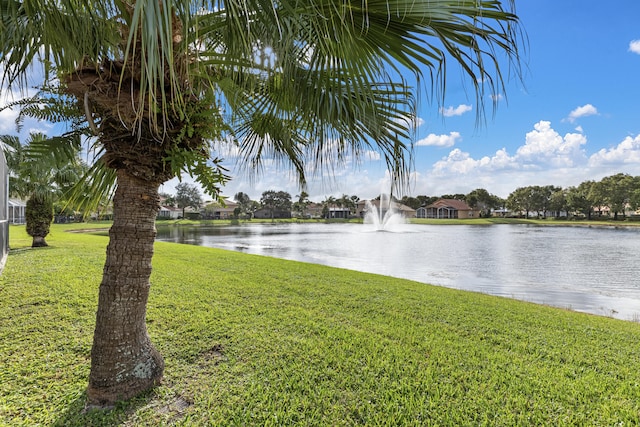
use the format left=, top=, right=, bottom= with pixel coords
left=2, top=223, right=640, bottom=426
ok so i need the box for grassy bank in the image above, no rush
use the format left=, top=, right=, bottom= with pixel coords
left=2, top=224, right=640, bottom=426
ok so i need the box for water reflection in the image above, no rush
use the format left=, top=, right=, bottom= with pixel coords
left=156, top=223, right=640, bottom=321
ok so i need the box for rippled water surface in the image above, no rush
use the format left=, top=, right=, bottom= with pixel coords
left=156, top=223, right=640, bottom=320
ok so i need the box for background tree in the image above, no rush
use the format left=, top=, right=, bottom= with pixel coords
left=538, top=185, right=561, bottom=217
left=506, top=187, right=532, bottom=217
left=1, top=0, right=524, bottom=404
left=441, top=193, right=467, bottom=201
left=293, top=191, right=311, bottom=218
left=160, top=192, right=177, bottom=207
left=400, top=196, right=422, bottom=210
left=337, top=194, right=356, bottom=214
left=234, top=192, right=254, bottom=219
left=527, top=186, right=546, bottom=217
left=417, top=195, right=438, bottom=207
left=588, top=180, right=609, bottom=217
left=630, top=176, right=640, bottom=212
left=174, top=182, right=203, bottom=218
left=548, top=188, right=568, bottom=218
left=465, top=188, right=503, bottom=217
left=566, top=182, right=594, bottom=219
left=260, top=190, right=292, bottom=220
left=599, top=173, right=635, bottom=219
left=1, top=132, right=82, bottom=246
left=321, top=195, right=337, bottom=219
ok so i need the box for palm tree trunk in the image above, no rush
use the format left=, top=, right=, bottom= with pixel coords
left=87, top=170, right=164, bottom=405
left=31, top=236, right=48, bottom=247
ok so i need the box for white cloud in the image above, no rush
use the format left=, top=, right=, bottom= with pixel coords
left=0, top=107, right=18, bottom=133
left=432, top=147, right=518, bottom=177
left=362, top=150, right=381, bottom=161
left=440, top=104, right=472, bottom=117
left=173, top=122, right=640, bottom=203
left=429, top=121, right=587, bottom=175
left=0, top=80, right=45, bottom=137
left=391, top=114, right=424, bottom=130
left=515, top=120, right=587, bottom=167
left=567, top=104, right=598, bottom=123
left=415, top=132, right=461, bottom=148
left=424, top=121, right=593, bottom=197
left=629, top=39, right=640, bottom=55
left=588, top=134, right=640, bottom=166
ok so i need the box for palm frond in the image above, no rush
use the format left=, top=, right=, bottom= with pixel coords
left=64, top=157, right=116, bottom=217
left=24, top=132, right=83, bottom=168
left=0, top=134, right=23, bottom=170
left=2, top=0, right=524, bottom=196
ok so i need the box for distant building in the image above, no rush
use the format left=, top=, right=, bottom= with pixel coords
left=8, top=199, right=26, bottom=224
left=158, top=205, right=181, bottom=219
left=304, top=202, right=324, bottom=219
left=254, top=208, right=291, bottom=219
left=327, top=206, right=351, bottom=219
left=204, top=201, right=238, bottom=219
left=417, top=199, right=479, bottom=219
left=356, top=199, right=416, bottom=219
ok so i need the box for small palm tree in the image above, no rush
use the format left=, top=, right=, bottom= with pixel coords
left=1, top=132, right=83, bottom=246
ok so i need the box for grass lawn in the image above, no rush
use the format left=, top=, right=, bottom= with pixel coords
left=2, top=223, right=640, bottom=426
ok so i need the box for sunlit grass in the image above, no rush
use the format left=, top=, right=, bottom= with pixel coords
left=2, top=223, right=640, bottom=425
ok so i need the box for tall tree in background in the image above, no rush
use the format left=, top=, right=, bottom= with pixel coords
left=260, top=190, right=292, bottom=219
left=566, top=182, right=594, bottom=219
left=234, top=191, right=253, bottom=218
left=466, top=188, right=503, bottom=217
left=1, top=0, right=524, bottom=404
left=174, top=182, right=203, bottom=218
left=293, top=191, right=311, bottom=218
left=598, top=173, right=635, bottom=219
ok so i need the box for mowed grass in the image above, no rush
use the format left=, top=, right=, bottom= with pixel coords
left=2, top=224, right=640, bottom=426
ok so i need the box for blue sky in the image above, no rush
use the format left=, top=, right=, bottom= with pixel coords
left=3, top=1, right=640, bottom=202
left=210, top=1, right=640, bottom=201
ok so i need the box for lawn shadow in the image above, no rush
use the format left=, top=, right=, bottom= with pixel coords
left=51, top=391, right=154, bottom=427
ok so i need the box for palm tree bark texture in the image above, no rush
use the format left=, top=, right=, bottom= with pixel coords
left=88, top=170, right=164, bottom=404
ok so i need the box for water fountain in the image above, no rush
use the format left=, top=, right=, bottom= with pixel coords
left=363, top=193, right=406, bottom=231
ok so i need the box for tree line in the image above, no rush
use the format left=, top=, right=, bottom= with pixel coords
left=505, top=174, right=640, bottom=219
left=225, top=173, right=640, bottom=221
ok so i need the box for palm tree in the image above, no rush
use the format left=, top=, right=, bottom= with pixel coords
left=0, top=132, right=83, bottom=247
left=293, top=191, right=311, bottom=218
left=1, top=0, right=524, bottom=404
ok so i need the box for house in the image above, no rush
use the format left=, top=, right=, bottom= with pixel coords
left=304, top=202, right=324, bottom=219
left=253, top=208, right=292, bottom=219
left=157, top=205, right=181, bottom=219
left=417, top=198, right=479, bottom=219
left=356, top=199, right=416, bottom=219
left=8, top=199, right=26, bottom=224
left=203, top=201, right=238, bottom=219
left=327, top=206, right=351, bottom=219
left=492, top=208, right=510, bottom=217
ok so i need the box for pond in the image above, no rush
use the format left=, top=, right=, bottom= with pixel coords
left=156, top=222, right=640, bottom=321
